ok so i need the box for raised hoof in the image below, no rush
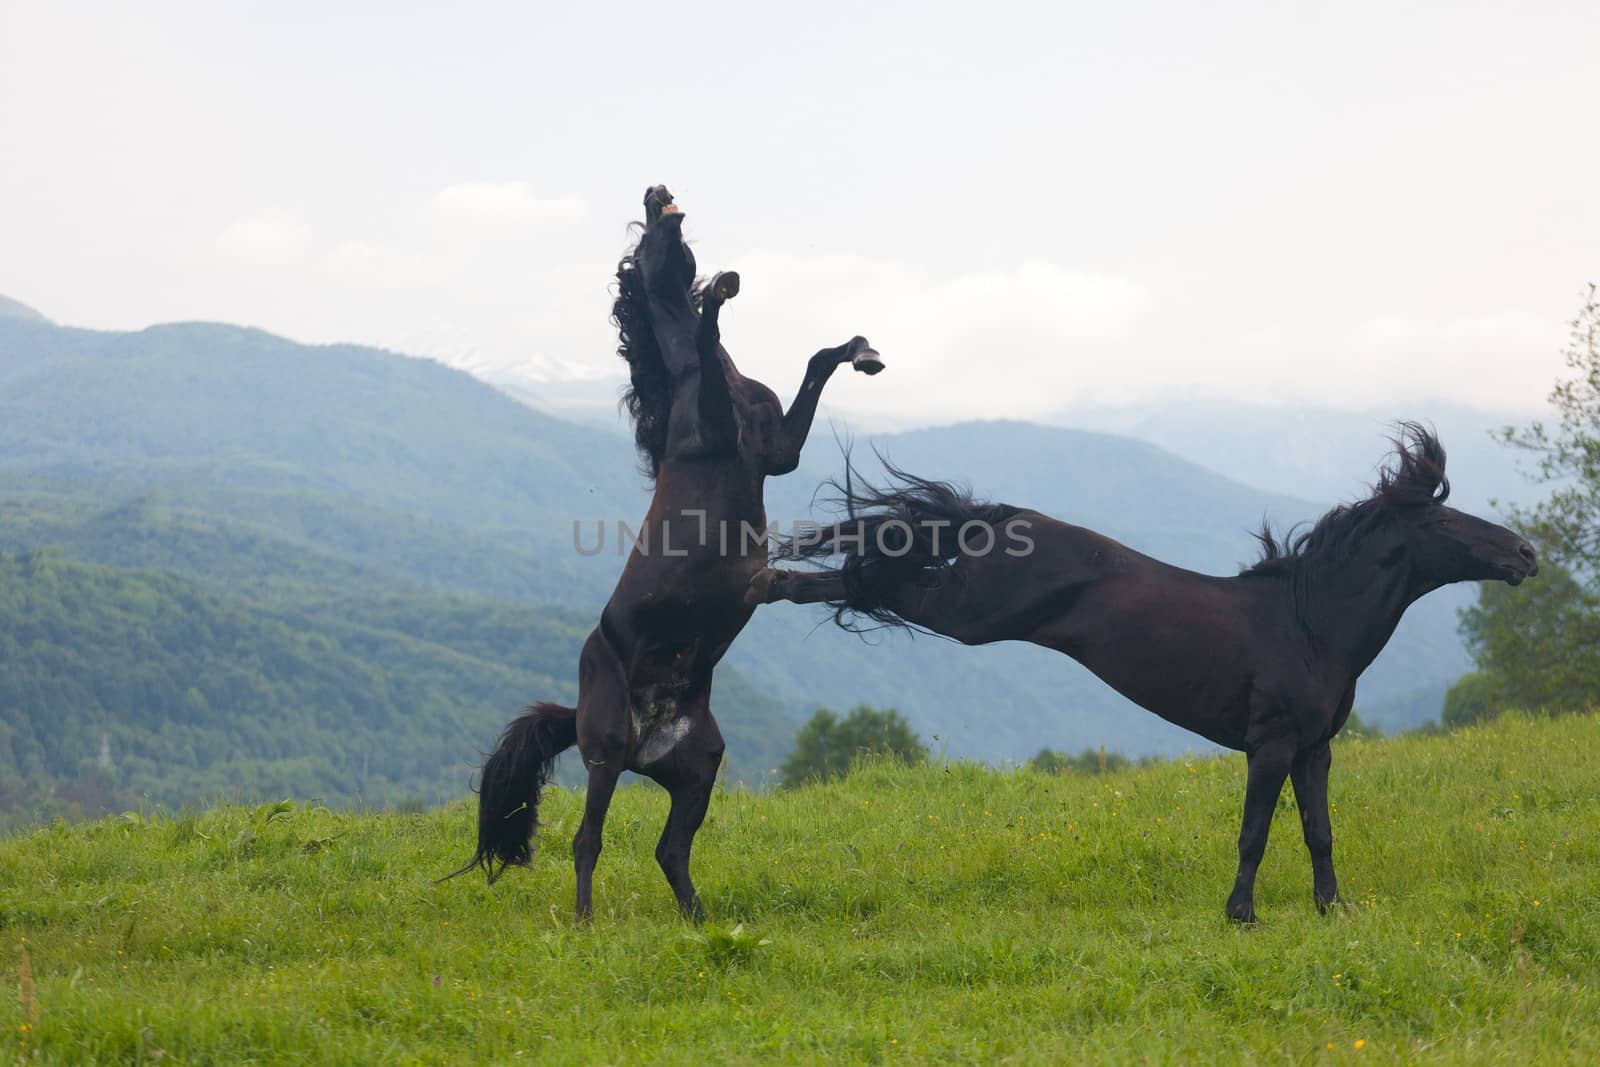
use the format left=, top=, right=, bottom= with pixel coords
left=851, top=346, right=885, bottom=375
left=709, top=270, right=740, bottom=302
left=643, top=184, right=677, bottom=223
left=745, top=568, right=779, bottom=606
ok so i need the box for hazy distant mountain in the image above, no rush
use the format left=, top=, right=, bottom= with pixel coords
left=0, top=300, right=1494, bottom=812
left=491, top=378, right=1547, bottom=520
left=1063, top=400, right=1544, bottom=518
left=0, top=294, right=50, bottom=324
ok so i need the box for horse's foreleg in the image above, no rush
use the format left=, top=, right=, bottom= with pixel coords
left=1226, top=738, right=1295, bottom=924
left=1290, top=742, right=1341, bottom=913
left=650, top=714, right=725, bottom=922
left=768, top=336, right=879, bottom=475
left=694, top=273, right=740, bottom=443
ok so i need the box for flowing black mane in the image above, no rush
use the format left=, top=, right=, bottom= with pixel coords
left=776, top=451, right=1024, bottom=632
left=612, top=225, right=706, bottom=479
left=612, top=234, right=670, bottom=478
left=1242, top=422, right=1450, bottom=578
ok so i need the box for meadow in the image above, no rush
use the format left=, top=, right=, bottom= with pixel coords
left=2, top=712, right=1597, bottom=1065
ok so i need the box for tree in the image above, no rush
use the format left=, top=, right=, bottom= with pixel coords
left=1498, top=283, right=1600, bottom=571
left=1440, top=670, right=1505, bottom=730
left=1334, top=709, right=1380, bottom=741
left=1455, top=285, right=1600, bottom=722
left=1446, top=559, right=1600, bottom=725
left=779, top=705, right=926, bottom=787
left=1028, top=746, right=1131, bottom=775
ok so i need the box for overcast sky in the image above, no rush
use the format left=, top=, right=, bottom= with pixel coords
left=2, top=1, right=1595, bottom=425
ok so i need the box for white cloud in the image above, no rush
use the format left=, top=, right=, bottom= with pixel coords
left=215, top=212, right=311, bottom=266
left=715, top=252, right=1149, bottom=422
left=1333, top=310, right=1559, bottom=409
left=423, top=182, right=586, bottom=241
left=324, top=240, right=452, bottom=288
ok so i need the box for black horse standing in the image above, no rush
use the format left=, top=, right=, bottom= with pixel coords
left=450, top=187, right=880, bottom=920
left=748, top=426, right=1538, bottom=921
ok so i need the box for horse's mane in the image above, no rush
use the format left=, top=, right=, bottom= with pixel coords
left=776, top=448, right=1024, bottom=633
left=1241, top=421, right=1450, bottom=578
left=612, top=231, right=669, bottom=478
left=611, top=224, right=705, bottom=480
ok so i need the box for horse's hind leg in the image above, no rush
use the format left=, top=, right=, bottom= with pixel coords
left=649, top=712, right=725, bottom=921
left=573, top=759, right=622, bottom=923
left=571, top=635, right=629, bottom=922
left=746, top=567, right=846, bottom=606
left=1290, top=742, right=1341, bottom=913
left=748, top=564, right=987, bottom=641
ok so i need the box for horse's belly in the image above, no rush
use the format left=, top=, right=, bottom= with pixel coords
left=1066, top=638, right=1252, bottom=750
left=627, top=670, right=703, bottom=769
left=633, top=708, right=693, bottom=766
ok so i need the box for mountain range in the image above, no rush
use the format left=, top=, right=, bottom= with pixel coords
left=0, top=293, right=1527, bottom=816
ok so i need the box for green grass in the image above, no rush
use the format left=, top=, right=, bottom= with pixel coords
left=3, top=712, right=1598, bottom=1064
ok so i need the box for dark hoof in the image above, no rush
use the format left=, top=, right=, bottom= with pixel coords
left=852, top=347, right=884, bottom=375
left=709, top=270, right=740, bottom=302
left=1315, top=892, right=1345, bottom=916
left=681, top=896, right=706, bottom=924
left=643, top=184, right=677, bottom=223
left=1226, top=898, right=1258, bottom=925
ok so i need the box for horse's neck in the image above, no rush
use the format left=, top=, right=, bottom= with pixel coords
left=1298, top=561, right=1422, bottom=677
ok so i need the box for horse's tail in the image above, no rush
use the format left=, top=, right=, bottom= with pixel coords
left=778, top=454, right=1019, bottom=630
left=443, top=702, right=578, bottom=884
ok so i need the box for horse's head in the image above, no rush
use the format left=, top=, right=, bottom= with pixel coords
left=630, top=184, right=697, bottom=303
left=1368, top=425, right=1539, bottom=589
left=1395, top=501, right=1539, bottom=587
left=614, top=185, right=702, bottom=477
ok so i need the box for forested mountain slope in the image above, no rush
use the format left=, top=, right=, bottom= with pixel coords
left=0, top=304, right=1481, bottom=818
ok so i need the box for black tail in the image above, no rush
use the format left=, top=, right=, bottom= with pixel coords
left=777, top=452, right=1019, bottom=630
left=443, top=702, right=578, bottom=884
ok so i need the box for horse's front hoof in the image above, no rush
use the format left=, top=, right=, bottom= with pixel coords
left=1226, top=897, right=1258, bottom=925
left=852, top=346, right=884, bottom=375
left=709, top=270, right=740, bottom=302
left=1315, top=891, right=1345, bottom=916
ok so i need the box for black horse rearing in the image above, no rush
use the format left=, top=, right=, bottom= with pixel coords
left=450, top=186, right=881, bottom=919
left=749, top=425, right=1538, bottom=921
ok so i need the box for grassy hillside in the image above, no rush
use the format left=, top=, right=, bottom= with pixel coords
left=2, top=712, right=1595, bottom=1063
